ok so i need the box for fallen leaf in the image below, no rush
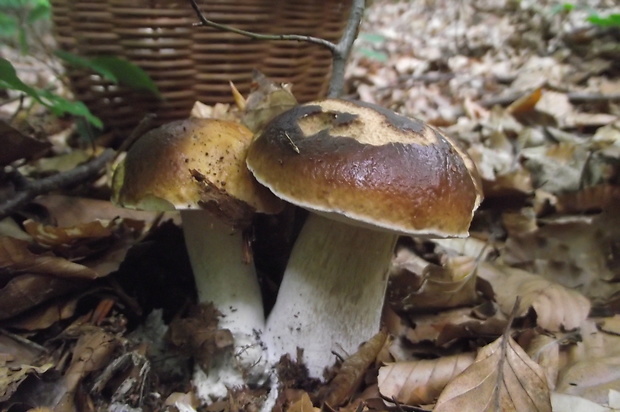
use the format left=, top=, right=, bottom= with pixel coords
left=286, top=392, right=320, bottom=412
left=168, top=304, right=233, bottom=372
left=524, top=333, right=561, bottom=390
left=388, top=249, right=478, bottom=312
left=598, top=315, right=620, bottom=335
left=378, top=352, right=475, bottom=405
left=0, top=362, right=53, bottom=402
left=0, top=237, right=99, bottom=280
left=0, top=120, right=51, bottom=166
left=320, top=331, right=387, bottom=407
left=434, top=333, right=551, bottom=412
left=551, top=393, right=613, bottom=412
left=0, top=274, right=83, bottom=321
left=556, top=355, right=620, bottom=405
left=477, top=262, right=590, bottom=331
left=506, top=88, right=542, bottom=115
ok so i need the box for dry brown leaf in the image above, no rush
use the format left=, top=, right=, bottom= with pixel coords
left=502, top=211, right=620, bottom=304
left=597, top=315, right=620, bottom=336
left=34, top=195, right=177, bottom=228
left=0, top=274, right=82, bottom=321
left=388, top=248, right=478, bottom=312
left=506, top=88, right=542, bottom=115
left=286, top=392, right=320, bottom=412
left=524, top=333, right=561, bottom=390
left=555, top=185, right=620, bottom=214
left=0, top=361, right=53, bottom=402
left=378, top=352, right=475, bottom=405
left=53, top=329, right=120, bottom=411
left=0, top=120, right=51, bottom=166
left=168, top=303, right=233, bottom=372
left=556, top=356, right=620, bottom=404
left=241, top=71, right=298, bottom=133
left=394, top=307, right=506, bottom=349
left=320, top=331, right=387, bottom=407
left=477, top=262, right=590, bottom=331
left=434, top=333, right=551, bottom=412
left=0, top=237, right=99, bottom=279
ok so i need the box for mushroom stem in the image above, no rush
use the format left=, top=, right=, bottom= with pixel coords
left=263, top=213, right=397, bottom=378
left=180, top=210, right=267, bottom=395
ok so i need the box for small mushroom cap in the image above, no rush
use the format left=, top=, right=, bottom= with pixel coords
left=113, top=118, right=283, bottom=221
left=246, top=99, right=483, bottom=237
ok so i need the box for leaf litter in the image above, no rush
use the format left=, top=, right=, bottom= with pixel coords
left=1, top=0, right=620, bottom=410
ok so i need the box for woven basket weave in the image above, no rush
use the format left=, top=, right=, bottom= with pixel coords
left=50, top=0, right=351, bottom=134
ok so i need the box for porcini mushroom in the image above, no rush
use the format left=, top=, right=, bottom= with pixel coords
left=246, top=99, right=483, bottom=377
left=112, top=117, right=282, bottom=396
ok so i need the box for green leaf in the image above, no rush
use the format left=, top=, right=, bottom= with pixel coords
left=357, top=47, right=388, bottom=63
left=37, top=90, right=103, bottom=128
left=587, top=13, right=620, bottom=28
left=90, top=56, right=160, bottom=96
left=54, top=50, right=118, bottom=83
left=0, top=13, right=18, bottom=37
left=0, top=56, right=40, bottom=97
left=0, top=57, right=102, bottom=128
left=54, top=52, right=160, bottom=96
left=27, top=2, right=50, bottom=23
left=359, top=32, right=386, bottom=44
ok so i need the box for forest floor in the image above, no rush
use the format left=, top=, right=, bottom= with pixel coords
left=1, top=0, right=620, bottom=411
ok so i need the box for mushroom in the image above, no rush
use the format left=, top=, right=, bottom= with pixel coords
left=112, top=117, right=282, bottom=396
left=246, top=99, right=483, bottom=377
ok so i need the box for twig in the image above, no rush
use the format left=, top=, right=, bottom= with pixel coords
left=328, top=0, right=365, bottom=98
left=187, top=0, right=366, bottom=98
left=0, top=149, right=115, bottom=219
left=188, top=0, right=336, bottom=52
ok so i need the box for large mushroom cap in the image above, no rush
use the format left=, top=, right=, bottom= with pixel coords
left=246, top=99, right=483, bottom=237
left=113, top=117, right=282, bottom=220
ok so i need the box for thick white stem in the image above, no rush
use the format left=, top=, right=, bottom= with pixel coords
left=180, top=210, right=267, bottom=398
left=263, top=213, right=397, bottom=378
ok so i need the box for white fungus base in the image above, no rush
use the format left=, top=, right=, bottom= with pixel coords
left=262, top=213, right=397, bottom=378
left=181, top=211, right=268, bottom=401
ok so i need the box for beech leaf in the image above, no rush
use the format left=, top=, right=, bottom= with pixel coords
left=434, top=333, right=551, bottom=412
left=477, top=262, right=590, bottom=331
left=378, top=352, right=475, bottom=405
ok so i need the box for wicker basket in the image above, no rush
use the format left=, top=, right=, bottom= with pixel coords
left=50, top=0, right=352, bottom=135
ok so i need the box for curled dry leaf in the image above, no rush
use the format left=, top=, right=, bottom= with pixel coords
left=388, top=248, right=478, bottom=312
left=167, top=303, right=233, bottom=372
left=0, top=120, right=51, bottom=166
left=53, top=329, right=120, bottom=411
left=394, top=307, right=506, bottom=349
left=0, top=237, right=99, bottom=280
left=477, top=262, right=590, bottom=331
left=434, top=333, right=551, bottom=412
left=287, top=392, right=320, bottom=412
left=378, top=352, right=476, bottom=405
left=524, top=333, right=561, bottom=390
left=320, top=331, right=387, bottom=407
left=0, top=361, right=53, bottom=402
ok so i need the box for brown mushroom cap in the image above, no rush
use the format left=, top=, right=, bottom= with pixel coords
left=113, top=117, right=282, bottom=222
left=246, top=99, right=483, bottom=237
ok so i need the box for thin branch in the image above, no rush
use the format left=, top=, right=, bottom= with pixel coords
left=187, top=0, right=337, bottom=52
left=0, top=149, right=115, bottom=219
left=328, top=0, right=366, bottom=98
left=187, top=0, right=366, bottom=98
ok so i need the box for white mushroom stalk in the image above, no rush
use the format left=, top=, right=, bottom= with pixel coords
left=181, top=210, right=267, bottom=395
left=263, top=213, right=396, bottom=377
